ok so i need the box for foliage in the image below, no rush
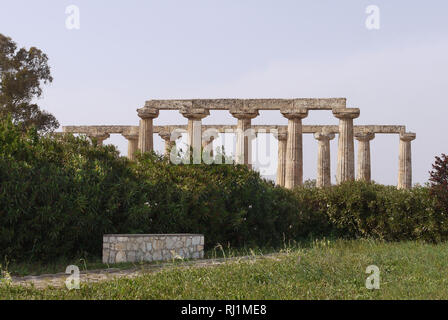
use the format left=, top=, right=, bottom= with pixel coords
left=429, top=153, right=448, bottom=219
left=0, top=117, right=146, bottom=261
left=320, top=181, right=444, bottom=242
left=0, top=117, right=446, bottom=263
left=0, top=33, right=58, bottom=133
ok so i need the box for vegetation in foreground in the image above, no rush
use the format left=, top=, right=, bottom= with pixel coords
left=2, top=240, right=448, bottom=299
left=1, top=116, right=448, bottom=265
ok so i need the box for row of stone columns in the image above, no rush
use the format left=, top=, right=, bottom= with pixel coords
left=131, top=106, right=415, bottom=189
left=274, top=129, right=415, bottom=189
left=90, top=126, right=415, bottom=190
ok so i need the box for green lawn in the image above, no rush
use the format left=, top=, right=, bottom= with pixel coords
left=2, top=239, right=448, bottom=299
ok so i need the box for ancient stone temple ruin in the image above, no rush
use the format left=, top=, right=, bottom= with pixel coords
left=63, top=98, right=416, bottom=189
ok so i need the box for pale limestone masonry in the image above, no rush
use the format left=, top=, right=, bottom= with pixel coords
left=230, top=107, right=259, bottom=169
left=398, top=133, right=416, bottom=189
left=180, top=107, right=210, bottom=164
left=314, top=131, right=335, bottom=188
left=274, top=128, right=287, bottom=187
left=355, top=132, right=375, bottom=181
left=333, top=108, right=360, bottom=184
left=137, top=108, right=159, bottom=153
left=281, top=108, right=308, bottom=188
left=62, top=97, right=416, bottom=189
left=103, top=234, right=204, bottom=264
left=88, top=133, right=110, bottom=146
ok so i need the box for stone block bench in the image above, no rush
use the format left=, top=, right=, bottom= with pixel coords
left=103, top=234, right=204, bottom=264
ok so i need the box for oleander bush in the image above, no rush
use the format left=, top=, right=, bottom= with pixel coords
left=0, top=117, right=446, bottom=263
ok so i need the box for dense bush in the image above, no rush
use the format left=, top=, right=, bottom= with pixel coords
left=0, top=117, right=447, bottom=263
left=429, top=154, right=448, bottom=220
left=318, top=182, right=445, bottom=242
left=0, top=118, right=149, bottom=261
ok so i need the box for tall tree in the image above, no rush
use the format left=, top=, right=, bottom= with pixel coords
left=0, top=33, right=58, bottom=133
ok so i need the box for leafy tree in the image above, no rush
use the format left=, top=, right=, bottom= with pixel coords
left=0, top=33, right=58, bottom=133
left=429, top=153, right=448, bottom=214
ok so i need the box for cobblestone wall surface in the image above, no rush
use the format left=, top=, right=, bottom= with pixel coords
left=103, top=234, right=204, bottom=264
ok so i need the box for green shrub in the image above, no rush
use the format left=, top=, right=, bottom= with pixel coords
left=0, top=117, right=446, bottom=263
left=321, top=181, right=445, bottom=242
left=429, top=154, right=448, bottom=218
left=0, top=118, right=148, bottom=261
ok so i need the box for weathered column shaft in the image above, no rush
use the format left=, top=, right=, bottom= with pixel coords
left=275, top=132, right=287, bottom=187
left=137, top=108, right=159, bottom=153
left=202, top=136, right=215, bottom=157
left=123, top=135, right=139, bottom=160
left=236, top=118, right=252, bottom=167
left=230, top=110, right=258, bottom=169
left=398, top=133, right=416, bottom=189
left=281, top=109, right=308, bottom=189
left=333, top=108, right=360, bottom=184
left=314, top=132, right=335, bottom=188
left=355, top=132, right=375, bottom=181
left=159, top=132, right=175, bottom=158
left=180, top=108, right=209, bottom=164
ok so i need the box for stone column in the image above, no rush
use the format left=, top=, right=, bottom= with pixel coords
left=355, top=132, right=375, bottom=181
left=314, top=131, right=335, bottom=188
left=123, top=133, right=139, bottom=160
left=159, top=131, right=176, bottom=158
left=137, top=107, right=159, bottom=153
left=202, top=135, right=215, bottom=157
left=180, top=108, right=210, bottom=164
left=332, top=108, right=360, bottom=184
left=230, top=110, right=259, bottom=169
left=88, top=133, right=110, bottom=146
left=274, top=129, right=287, bottom=187
left=280, top=109, right=308, bottom=189
left=398, top=132, right=416, bottom=189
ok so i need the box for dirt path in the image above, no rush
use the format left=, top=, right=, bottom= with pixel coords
left=9, top=253, right=286, bottom=290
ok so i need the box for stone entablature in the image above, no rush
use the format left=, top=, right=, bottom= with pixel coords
left=62, top=124, right=406, bottom=135
left=103, top=234, right=204, bottom=264
left=144, top=98, right=347, bottom=110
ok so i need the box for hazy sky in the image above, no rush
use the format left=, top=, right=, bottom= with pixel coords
left=1, top=0, right=447, bottom=185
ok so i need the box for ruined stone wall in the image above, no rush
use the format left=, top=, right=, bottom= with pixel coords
left=103, top=234, right=204, bottom=264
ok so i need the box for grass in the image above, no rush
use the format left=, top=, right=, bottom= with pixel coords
left=2, top=244, right=280, bottom=277
left=2, top=239, right=448, bottom=299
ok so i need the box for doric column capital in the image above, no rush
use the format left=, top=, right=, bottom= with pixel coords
left=273, top=127, right=288, bottom=141
left=229, top=100, right=259, bottom=119
left=179, top=107, right=210, bottom=120
left=122, top=133, right=138, bottom=141
left=230, top=109, right=259, bottom=119
left=314, top=131, right=335, bottom=141
left=400, top=132, right=416, bottom=142
left=89, top=133, right=110, bottom=140
left=280, top=108, right=308, bottom=120
left=137, top=107, right=159, bottom=119
left=332, top=108, right=360, bottom=120
left=158, top=131, right=171, bottom=141
left=355, top=132, right=375, bottom=142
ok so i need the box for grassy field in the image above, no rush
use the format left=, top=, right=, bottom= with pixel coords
left=2, top=239, right=448, bottom=299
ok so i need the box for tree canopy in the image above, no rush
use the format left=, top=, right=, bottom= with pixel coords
left=0, top=33, right=58, bottom=133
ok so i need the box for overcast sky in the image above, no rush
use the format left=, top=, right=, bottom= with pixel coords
left=1, top=0, right=447, bottom=185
